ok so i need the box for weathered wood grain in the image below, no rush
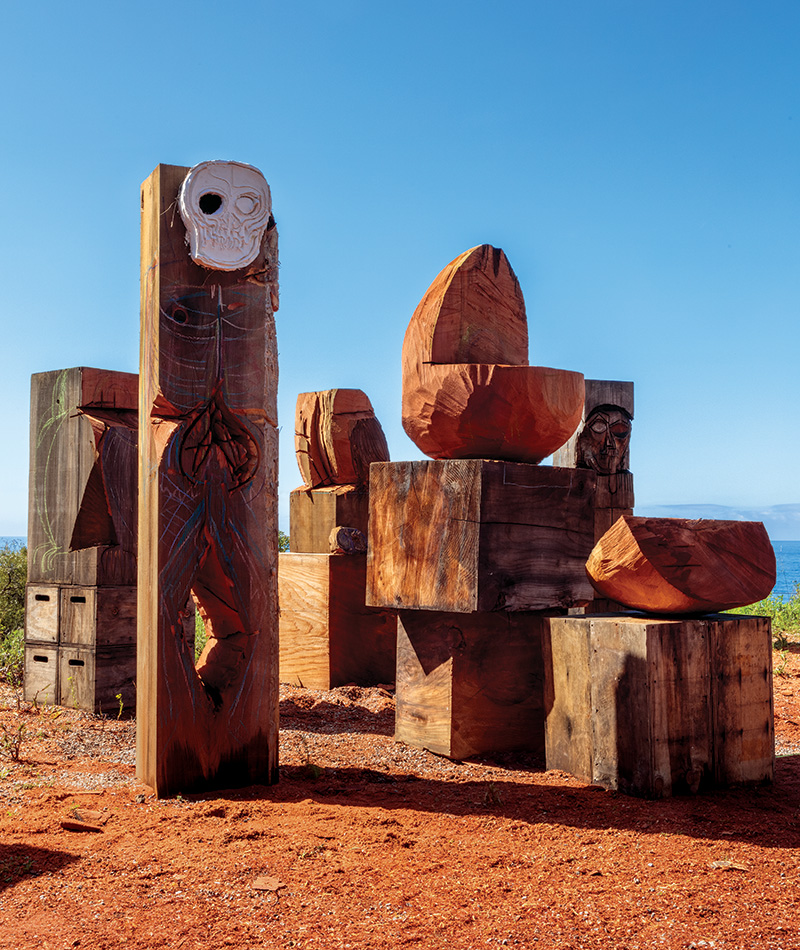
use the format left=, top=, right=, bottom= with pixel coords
left=27, top=368, right=138, bottom=588
left=59, top=586, right=137, bottom=648
left=367, top=460, right=596, bottom=612
left=543, top=614, right=772, bottom=796
left=24, top=586, right=59, bottom=643
left=278, top=553, right=396, bottom=690
left=138, top=163, right=279, bottom=796
left=289, top=485, right=370, bottom=554
left=294, top=389, right=389, bottom=488
left=586, top=516, right=776, bottom=614
left=395, top=610, right=546, bottom=760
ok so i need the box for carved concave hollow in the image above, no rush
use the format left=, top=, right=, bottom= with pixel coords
left=585, top=515, right=777, bottom=615
left=402, top=244, right=584, bottom=462
left=192, top=545, right=254, bottom=709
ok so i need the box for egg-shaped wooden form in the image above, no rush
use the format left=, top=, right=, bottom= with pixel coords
left=402, top=244, right=584, bottom=462
left=586, top=515, right=776, bottom=615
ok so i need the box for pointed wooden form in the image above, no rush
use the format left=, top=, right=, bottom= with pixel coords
left=295, top=388, right=389, bottom=489
left=402, top=245, right=584, bottom=462
left=138, top=163, right=279, bottom=796
left=586, top=516, right=776, bottom=614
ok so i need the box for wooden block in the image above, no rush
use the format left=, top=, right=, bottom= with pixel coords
left=27, top=367, right=138, bottom=588
left=395, top=610, right=546, bottom=760
left=367, top=460, right=596, bottom=612
left=289, top=485, right=370, bottom=554
left=59, top=645, right=136, bottom=716
left=23, top=645, right=59, bottom=705
left=138, top=162, right=279, bottom=796
left=543, top=614, right=773, bottom=797
left=278, top=553, right=395, bottom=689
left=553, top=379, right=634, bottom=471
left=60, top=586, right=137, bottom=647
left=25, top=585, right=60, bottom=643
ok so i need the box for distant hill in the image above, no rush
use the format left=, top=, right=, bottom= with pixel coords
left=634, top=503, right=800, bottom=541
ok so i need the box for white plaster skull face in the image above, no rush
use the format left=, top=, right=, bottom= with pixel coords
left=178, top=160, right=272, bottom=271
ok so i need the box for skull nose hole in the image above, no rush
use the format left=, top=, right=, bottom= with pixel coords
left=199, top=192, right=223, bottom=214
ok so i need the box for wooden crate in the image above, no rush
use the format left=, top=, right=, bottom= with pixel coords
left=543, top=614, right=773, bottom=797
left=60, top=586, right=137, bottom=647
left=24, top=644, right=59, bottom=705
left=367, top=460, right=596, bottom=613
left=59, top=645, right=136, bottom=716
left=289, top=485, right=370, bottom=554
left=279, top=553, right=395, bottom=689
left=395, top=610, right=547, bottom=760
left=25, top=585, right=60, bottom=643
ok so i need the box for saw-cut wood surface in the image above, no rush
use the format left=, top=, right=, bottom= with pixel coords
left=289, top=484, right=370, bottom=554
left=396, top=610, right=547, bottom=760
left=401, top=244, right=583, bottom=462
left=543, top=613, right=774, bottom=796
left=295, top=389, right=389, bottom=488
left=367, top=459, right=596, bottom=613
left=586, top=516, right=776, bottom=614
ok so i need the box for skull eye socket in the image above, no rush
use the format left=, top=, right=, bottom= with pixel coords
left=199, top=192, right=223, bottom=215
left=235, top=194, right=257, bottom=215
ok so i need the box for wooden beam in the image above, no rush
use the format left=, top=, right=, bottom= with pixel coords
left=367, top=459, right=596, bottom=612
left=137, top=162, right=279, bottom=796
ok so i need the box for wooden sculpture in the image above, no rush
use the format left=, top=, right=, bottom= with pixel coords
left=138, top=161, right=279, bottom=796
left=280, top=389, right=395, bottom=689
left=401, top=244, right=584, bottom=462
left=295, top=388, right=389, bottom=489
left=586, top=516, right=776, bottom=614
left=25, top=367, right=141, bottom=714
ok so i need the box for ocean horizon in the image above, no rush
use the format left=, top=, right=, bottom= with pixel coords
left=5, top=536, right=799, bottom=600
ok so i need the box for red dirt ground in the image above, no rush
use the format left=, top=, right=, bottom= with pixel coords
left=1, top=649, right=800, bottom=950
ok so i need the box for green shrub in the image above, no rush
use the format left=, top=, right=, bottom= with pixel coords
left=732, top=583, right=800, bottom=645
left=279, top=530, right=290, bottom=552
left=0, top=544, right=26, bottom=637
left=0, top=627, right=24, bottom=687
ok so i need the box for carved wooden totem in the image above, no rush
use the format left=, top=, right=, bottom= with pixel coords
left=137, top=162, right=279, bottom=796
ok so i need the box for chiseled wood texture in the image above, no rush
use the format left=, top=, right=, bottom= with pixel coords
left=395, top=610, right=546, bottom=760
left=401, top=244, right=584, bottom=462
left=586, top=516, right=777, bottom=614
left=278, top=553, right=396, bottom=690
left=543, top=614, right=773, bottom=797
left=27, top=367, right=138, bottom=588
left=138, top=163, right=279, bottom=796
left=295, top=389, right=389, bottom=489
left=553, top=379, right=634, bottom=470
left=289, top=485, right=370, bottom=554
left=367, top=460, right=596, bottom=612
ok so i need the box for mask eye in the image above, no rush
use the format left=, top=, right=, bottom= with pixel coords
left=199, top=193, right=223, bottom=214
left=169, top=306, right=189, bottom=324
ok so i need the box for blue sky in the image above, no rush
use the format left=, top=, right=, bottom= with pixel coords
left=0, top=1, right=797, bottom=535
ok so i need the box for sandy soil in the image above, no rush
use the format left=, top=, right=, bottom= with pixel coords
left=1, top=649, right=800, bottom=950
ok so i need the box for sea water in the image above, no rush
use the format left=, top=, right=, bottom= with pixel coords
left=3, top=537, right=800, bottom=599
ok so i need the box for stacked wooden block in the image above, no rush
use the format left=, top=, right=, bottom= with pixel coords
left=24, top=367, right=140, bottom=714
left=279, top=389, right=396, bottom=689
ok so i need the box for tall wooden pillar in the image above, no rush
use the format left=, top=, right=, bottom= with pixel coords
left=137, top=162, right=280, bottom=795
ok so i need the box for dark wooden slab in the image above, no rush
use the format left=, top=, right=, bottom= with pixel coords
left=543, top=614, right=773, bottom=797
left=367, top=460, right=596, bottom=612
left=395, top=610, right=546, bottom=760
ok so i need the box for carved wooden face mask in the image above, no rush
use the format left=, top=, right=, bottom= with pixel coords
left=577, top=406, right=632, bottom=475
left=178, top=160, right=272, bottom=271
